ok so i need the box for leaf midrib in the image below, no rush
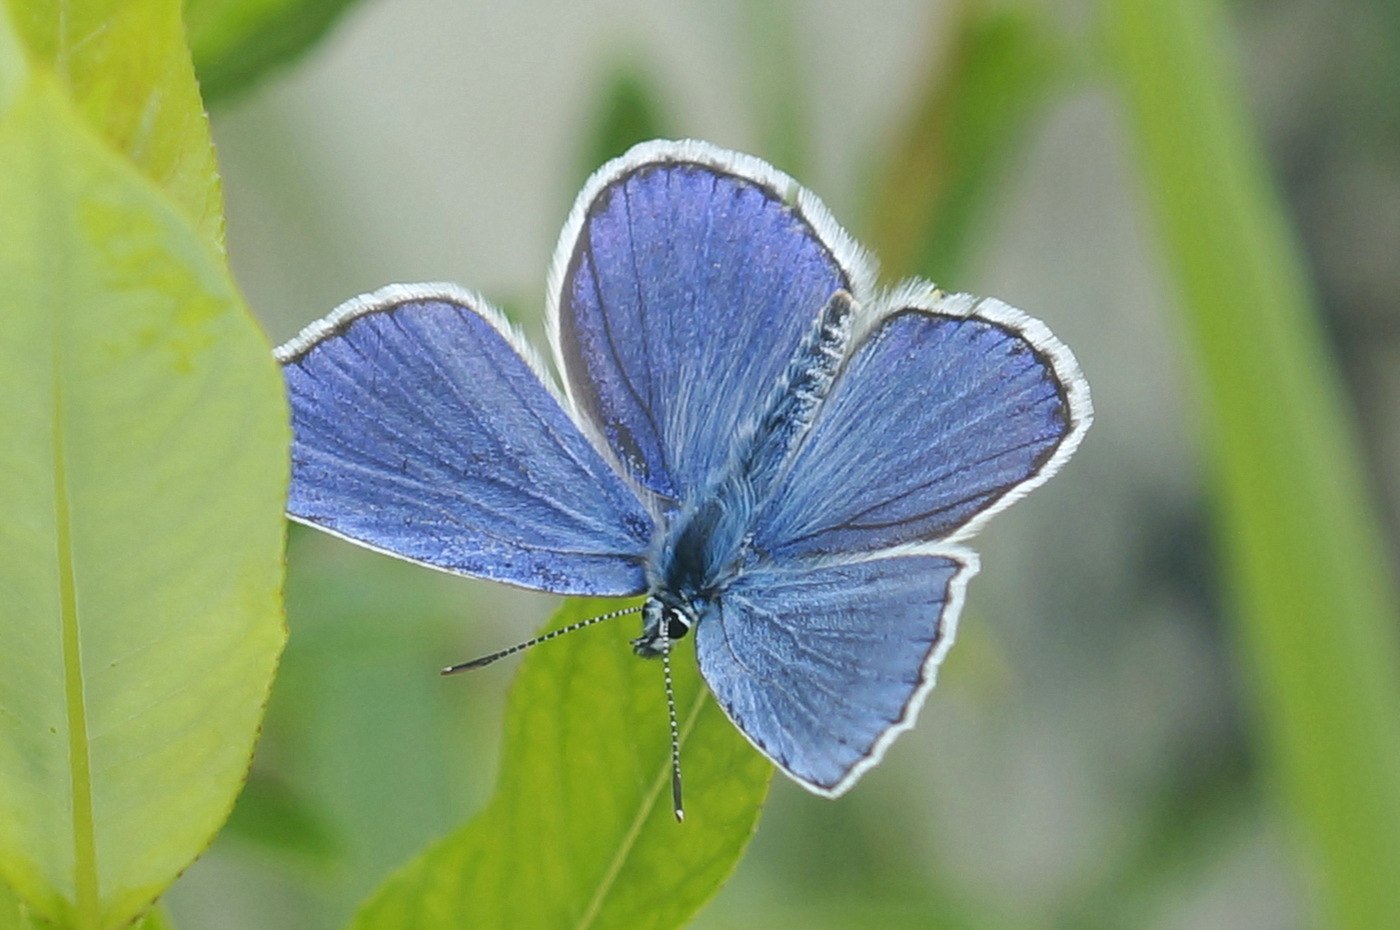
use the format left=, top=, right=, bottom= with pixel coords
left=47, top=124, right=100, bottom=927
left=573, top=687, right=708, bottom=930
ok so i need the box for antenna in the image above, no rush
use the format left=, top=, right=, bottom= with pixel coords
left=440, top=605, right=642, bottom=675
left=661, top=632, right=684, bottom=822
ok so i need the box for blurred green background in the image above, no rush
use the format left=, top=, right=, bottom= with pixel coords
left=166, top=0, right=1400, bottom=927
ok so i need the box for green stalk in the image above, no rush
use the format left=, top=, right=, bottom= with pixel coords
left=1104, top=0, right=1400, bottom=925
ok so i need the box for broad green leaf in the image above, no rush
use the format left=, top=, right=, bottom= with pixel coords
left=1105, top=0, right=1400, bottom=925
left=184, top=0, right=366, bottom=105
left=866, top=2, right=1065, bottom=282
left=351, top=598, right=772, bottom=930
left=4, top=0, right=223, bottom=249
left=0, top=882, right=27, bottom=930
left=0, top=69, right=287, bottom=930
left=0, top=7, right=21, bottom=113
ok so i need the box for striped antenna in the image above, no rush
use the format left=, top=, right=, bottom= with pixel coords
left=661, top=632, right=685, bottom=822
left=440, top=605, right=642, bottom=675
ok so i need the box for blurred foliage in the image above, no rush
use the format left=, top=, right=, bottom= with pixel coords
left=184, top=0, right=364, bottom=104
left=867, top=2, right=1066, bottom=283
left=1105, top=0, right=1400, bottom=926
left=742, top=0, right=808, bottom=178
left=0, top=0, right=286, bottom=927
left=578, top=66, right=672, bottom=180
left=220, top=774, right=342, bottom=867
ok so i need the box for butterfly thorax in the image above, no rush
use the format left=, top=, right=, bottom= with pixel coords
left=633, top=290, right=857, bottom=659
left=634, top=487, right=749, bottom=656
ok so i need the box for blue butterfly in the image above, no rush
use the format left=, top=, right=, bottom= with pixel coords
left=275, top=139, right=1092, bottom=817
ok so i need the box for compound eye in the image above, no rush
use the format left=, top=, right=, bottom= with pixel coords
left=664, top=608, right=692, bottom=640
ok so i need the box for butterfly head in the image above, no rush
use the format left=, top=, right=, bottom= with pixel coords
left=632, top=591, right=697, bottom=658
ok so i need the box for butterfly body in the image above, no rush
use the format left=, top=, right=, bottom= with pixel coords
left=636, top=476, right=753, bottom=656
left=635, top=289, right=858, bottom=658
left=276, top=139, right=1092, bottom=798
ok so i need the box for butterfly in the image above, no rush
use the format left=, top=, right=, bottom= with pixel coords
left=275, top=139, right=1092, bottom=818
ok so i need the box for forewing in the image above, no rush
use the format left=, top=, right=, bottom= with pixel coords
left=549, top=140, right=871, bottom=503
left=754, top=291, right=1092, bottom=559
left=277, top=285, right=652, bottom=596
left=695, top=553, right=975, bottom=795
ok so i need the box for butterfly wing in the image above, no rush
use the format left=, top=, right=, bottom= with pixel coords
left=278, top=284, right=652, bottom=596
left=753, top=290, right=1093, bottom=560
left=694, top=552, right=976, bottom=795
left=548, top=140, right=873, bottom=503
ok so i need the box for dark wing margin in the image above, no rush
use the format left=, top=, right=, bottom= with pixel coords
left=754, top=288, right=1092, bottom=559
left=694, top=550, right=978, bottom=795
left=546, top=139, right=875, bottom=505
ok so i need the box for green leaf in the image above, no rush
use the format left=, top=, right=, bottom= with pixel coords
left=0, top=68, right=287, bottom=930
left=1104, top=0, right=1400, bottom=926
left=865, top=1, right=1065, bottom=283
left=0, top=883, right=174, bottom=930
left=184, top=0, right=366, bottom=105
left=3, top=0, right=224, bottom=248
left=0, top=882, right=28, bottom=930
left=0, top=9, right=22, bottom=113
left=133, top=908, right=175, bottom=930
left=350, top=598, right=772, bottom=930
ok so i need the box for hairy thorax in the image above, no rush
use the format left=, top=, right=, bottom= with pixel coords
left=633, top=289, right=856, bottom=657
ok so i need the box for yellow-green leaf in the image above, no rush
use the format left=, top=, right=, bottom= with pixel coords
left=351, top=598, right=772, bottom=930
left=3, top=0, right=223, bottom=247
left=0, top=883, right=176, bottom=930
left=0, top=8, right=21, bottom=114
left=0, top=70, right=287, bottom=929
